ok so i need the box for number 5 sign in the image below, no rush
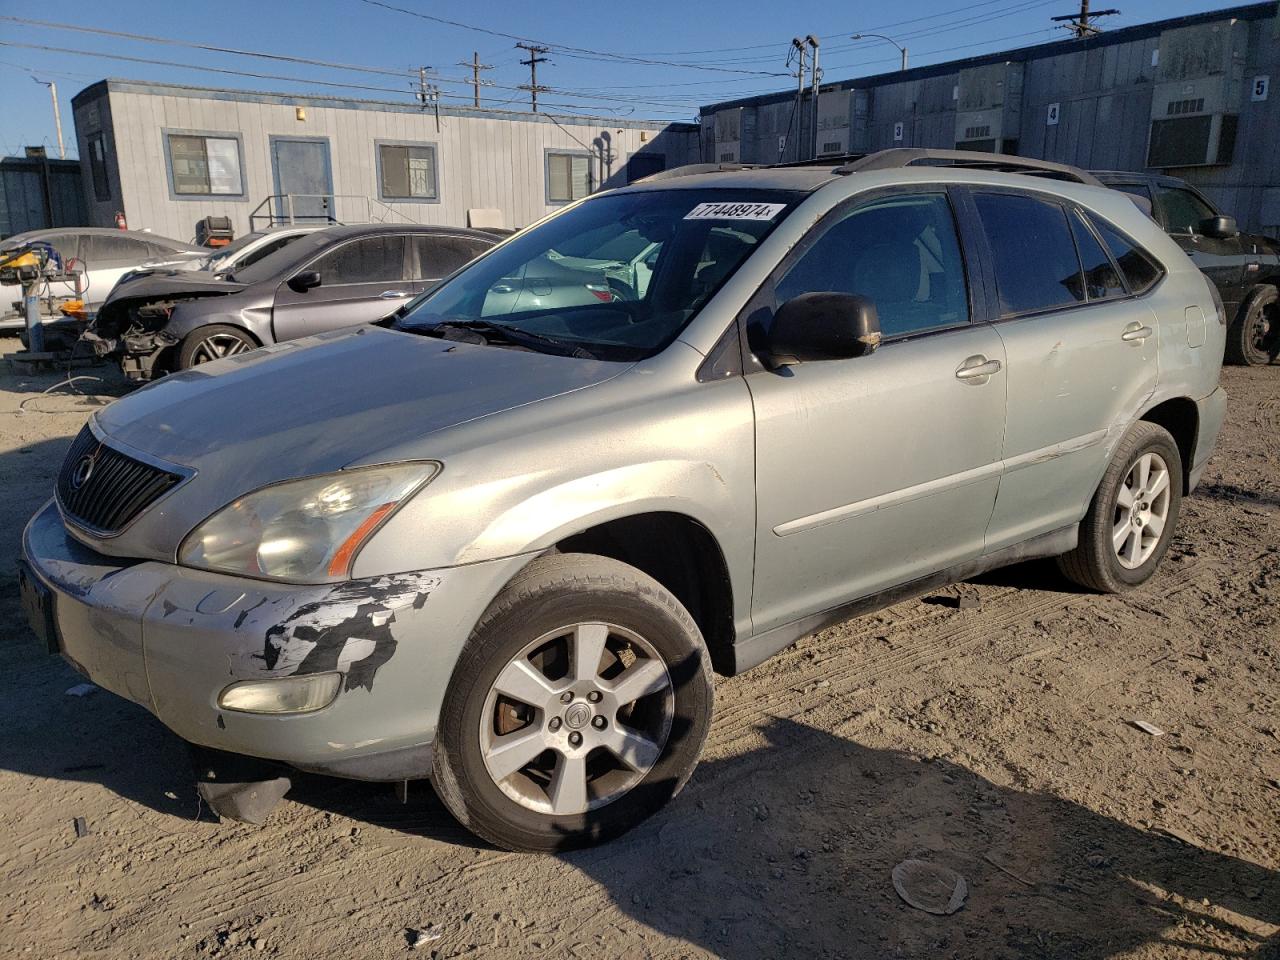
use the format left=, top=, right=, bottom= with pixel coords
left=1252, top=76, right=1270, bottom=101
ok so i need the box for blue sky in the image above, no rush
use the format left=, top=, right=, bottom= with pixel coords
left=0, top=0, right=1241, bottom=158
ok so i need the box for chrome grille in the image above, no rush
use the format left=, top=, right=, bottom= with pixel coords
left=56, top=426, right=182, bottom=535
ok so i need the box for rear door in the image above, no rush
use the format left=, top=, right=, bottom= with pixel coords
left=271, top=234, right=410, bottom=339
left=966, top=189, right=1159, bottom=551
left=747, top=189, right=1008, bottom=633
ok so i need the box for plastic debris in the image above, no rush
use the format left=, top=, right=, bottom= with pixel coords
left=892, top=859, right=968, bottom=915
left=406, top=926, right=443, bottom=949
left=1131, top=720, right=1166, bottom=737
left=65, top=683, right=98, bottom=697
left=73, top=816, right=90, bottom=839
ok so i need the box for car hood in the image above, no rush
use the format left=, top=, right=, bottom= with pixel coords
left=102, top=270, right=246, bottom=305
left=90, top=325, right=629, bottom=555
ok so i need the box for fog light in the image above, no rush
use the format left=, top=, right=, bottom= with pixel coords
left=217, top=673, right=341, bottom=714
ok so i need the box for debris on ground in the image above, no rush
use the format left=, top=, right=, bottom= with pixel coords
left=72, top=816, right=90, bottom=839
left=891, top=859, right=968, bottom=915
left=406, top=925, right=443, bottom=949
left=1130, top=720, right=1166, bottom=737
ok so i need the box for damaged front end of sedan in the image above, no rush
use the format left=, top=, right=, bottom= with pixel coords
left=86, top=275, right=247, bottom=381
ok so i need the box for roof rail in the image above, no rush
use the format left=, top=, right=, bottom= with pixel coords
left=834, top=149, right=1103, bottom=186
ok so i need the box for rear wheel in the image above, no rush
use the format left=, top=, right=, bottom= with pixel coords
left=1058, top=421, right=1182, bottom=593
left=177, top=324, right=258, bottom=369
left=1226, top=285, right=1276, bottom=366
left=431, top=553, right=713, bottom=852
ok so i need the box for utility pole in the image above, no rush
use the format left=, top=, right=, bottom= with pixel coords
left=416, top=67, right=441, bottom=130
left=457, top=51, right=493, bottom=108
left=807, top=36, right=821, bottom=160
left=32, top=78, right=65, bottom=159
left=782, top=37, right=807, bottom=162
left=516, top=42, right=550, bottom=112
left=1051, top=0, right=1119, bottom=38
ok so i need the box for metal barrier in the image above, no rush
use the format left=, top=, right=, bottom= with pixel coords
left=248, top=195, right=421, bottom=231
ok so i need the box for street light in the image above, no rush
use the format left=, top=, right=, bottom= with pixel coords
left=851, top=33, right=908, bottom=72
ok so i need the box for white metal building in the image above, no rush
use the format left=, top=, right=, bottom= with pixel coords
left=70, top=79, right=699, bottom=241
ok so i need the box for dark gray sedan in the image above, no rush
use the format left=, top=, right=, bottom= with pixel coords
left=91, top=224, right=501, bottom=380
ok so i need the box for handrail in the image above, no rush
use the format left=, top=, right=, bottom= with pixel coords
left=247, top=194, right=423, bottom=231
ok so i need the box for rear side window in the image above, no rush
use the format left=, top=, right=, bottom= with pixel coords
left=412, top=235, right=491, bottom=279
left=775, top=192, right=969, bottom=337
left=315, top=235, right=406, bottom=284
left=1069, top=211, right=1126, bottom=300
left=1087, top=214, right=1162, bottom=295
left=974, top=193, right=1084, bottom=315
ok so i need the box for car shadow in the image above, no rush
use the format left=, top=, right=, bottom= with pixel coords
left=562, top=717, right=1280, bottom=959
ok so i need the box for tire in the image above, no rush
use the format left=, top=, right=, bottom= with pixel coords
left=1058, top=421, right=1183, bottom=593
left=431, top=553, right=714, bottom=852
left=177, top=324, right=259, bottom=370
left=1225, top=285, right=1276, bottom=366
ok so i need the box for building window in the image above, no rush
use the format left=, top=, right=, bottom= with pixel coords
left=165, top=132, right=244, bottom=196
left=87, top=133, right=110, bottom=201
left=546, top=151, right=591, bottom=203
left=378, top=142, right=438, bottom=201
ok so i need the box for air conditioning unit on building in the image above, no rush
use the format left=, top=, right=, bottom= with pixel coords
left=816, top=90, right=852, bottom=156
left=954, top=62, right=1023, bottom=154
left=1147, top=20, right=1245, bottom=168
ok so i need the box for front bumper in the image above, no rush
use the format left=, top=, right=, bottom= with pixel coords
left=22, top=500, right=532, bottom=780
left=1190, top=385, right=1228, bottom=492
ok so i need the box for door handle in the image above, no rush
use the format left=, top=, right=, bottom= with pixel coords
left=378, top=290, right=408, bottom=299
left=955, top=355, right=1002, bottom=381
left=491, top=284, right=515, bottom=294
left=1121, top=323, right=1153, bottom=342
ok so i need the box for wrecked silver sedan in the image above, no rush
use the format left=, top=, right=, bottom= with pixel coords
left=21, top=151, right=1227, bottom=851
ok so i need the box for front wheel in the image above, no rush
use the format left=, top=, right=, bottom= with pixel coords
left=177, top=324, right=258, bottom=370
left=1058, top=421, right=1183, bottom=593
left=1226, top=285, right=1276, bottom=366
left=431, top=553, right=714, bottom=852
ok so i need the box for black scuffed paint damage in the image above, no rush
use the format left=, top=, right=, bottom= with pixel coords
left=254, top=574, right=442, bottom=693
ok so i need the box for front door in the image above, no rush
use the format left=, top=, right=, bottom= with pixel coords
left=271, top=138, right=334, bottom=223
left=968, top=190, right=1160, bottom=551
left=748, top=190, right=1007, bottom=634
left=1153, top=181, right=1246, bottom=316
left=272, top=234, right=411, bottom=340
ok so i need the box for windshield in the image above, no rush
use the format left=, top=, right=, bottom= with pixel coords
left=204, top=231, right=269, bottom=268
left=393, top=188, right=801, bottom=361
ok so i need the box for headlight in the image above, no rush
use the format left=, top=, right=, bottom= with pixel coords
left=179, top=462, right=438, bottom=583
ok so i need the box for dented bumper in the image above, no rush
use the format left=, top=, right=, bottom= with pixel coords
left=21, top=500, right=531, bottom=780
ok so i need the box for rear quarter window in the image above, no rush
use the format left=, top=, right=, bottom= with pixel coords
left=1086, top=213, right=1163, bottom=296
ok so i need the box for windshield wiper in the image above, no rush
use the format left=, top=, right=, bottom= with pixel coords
left=411, top=319, right=598, bottom=359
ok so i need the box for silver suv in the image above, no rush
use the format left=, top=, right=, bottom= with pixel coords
left=20, top=150, right=1227, bottom=851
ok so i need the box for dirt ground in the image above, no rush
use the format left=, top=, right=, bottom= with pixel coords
left=0, top=337, right=1276, bottom=960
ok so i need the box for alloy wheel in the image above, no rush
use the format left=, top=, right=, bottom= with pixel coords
left=189, top=333, right=253, bottom=364
left=479, top=621, right=674, bottom=816
left=1112, top=452, right=1172, bottom=569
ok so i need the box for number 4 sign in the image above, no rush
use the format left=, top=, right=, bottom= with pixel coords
left=1046, top=102, right=1061, bottom=126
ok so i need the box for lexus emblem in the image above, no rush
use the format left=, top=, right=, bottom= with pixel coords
left=70, top=454, right=96, bottom=490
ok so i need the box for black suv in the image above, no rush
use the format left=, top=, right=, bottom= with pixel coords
left=1094, top=171, right=1278, bottom=365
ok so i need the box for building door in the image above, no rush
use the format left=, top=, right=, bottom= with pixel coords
left=271, top=138, right=333, bottom=223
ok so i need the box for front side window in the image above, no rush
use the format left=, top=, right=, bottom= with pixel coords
left=312, top=235, right=406, bottom=285
left=974, top=193, right=1084, bottom=315
left=547, top=152, right=592, bottom=203
left=379, top=143, right=438, bottom=200
left=167, top=133, right=243, bottom=196
left=87, top=134, right=110, bottom=201
left=1157, top=187, right=1215, bottom=234
left=775, top=192, right=969, bottom=338
left=395, top=188, right=801, bottom=361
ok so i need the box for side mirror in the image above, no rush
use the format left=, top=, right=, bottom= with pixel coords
left=287, top=270, right=322, bottom=293
left=767, top=292, right=882, bottom=368
left=1197, top=215, right=1239, bottom=239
